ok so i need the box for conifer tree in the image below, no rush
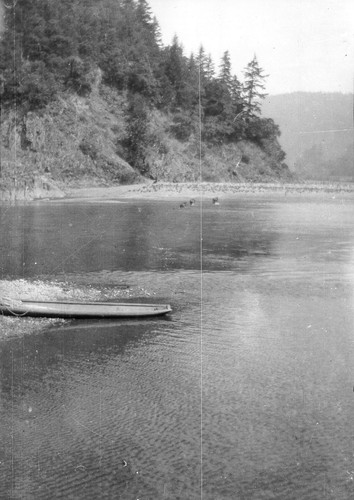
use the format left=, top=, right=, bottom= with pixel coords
left=184, top=53, right=200, bottom=108
left=242, top=55, right=268, bottom=118
left=217, top=51, right=233, bottom=118
left=194, top=45, right=208, bottom=110
left=164, top=35, right=187, bottom=108
left=219, top=50, right=232, bottom=91
left=196, top=45, right=208, bottom=82
left=205, top=54, right=215, bottom=82
left=136, top=0, right=153, bottom=26
left=230, top=75, right=244, bottom=117
left=152, top=16, right=163, bottom=47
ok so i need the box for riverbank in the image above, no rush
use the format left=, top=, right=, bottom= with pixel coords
left=1, top=181, right=353, bottom=204
left=0, top=278, right=158, bottom=339
left=64, top=181, right=354, bottom=202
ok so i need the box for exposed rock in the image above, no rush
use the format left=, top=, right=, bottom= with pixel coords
left=0, top=81, right=294, bottom=199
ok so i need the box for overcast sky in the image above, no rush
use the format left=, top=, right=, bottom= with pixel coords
left=149, top=0, right=354, bottom=95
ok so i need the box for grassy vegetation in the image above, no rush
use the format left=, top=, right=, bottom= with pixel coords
left=0, top=0, right=296, bottom=198
left=0, top=86, right=139, bottom=198
left=0, top=83, right=295, bottom=200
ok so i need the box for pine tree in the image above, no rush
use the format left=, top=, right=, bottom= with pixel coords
left=164, top=35, right=188, bottom=108
left=183, top=53, right=200, bottom=108
left=136, top=0, right=153, bottom=26
left=205, top=54, right=215, bottom=82
left=242, top=55, right=268, bottom=118
left=219, top=51, right=232, bottom=91
left=230, top=75, right=244, bottom=118
left=217, top=51, right=234, bottom=119
left=196, top=45, right=208, bottom=82
left=152, top=16, right=163, bottom=47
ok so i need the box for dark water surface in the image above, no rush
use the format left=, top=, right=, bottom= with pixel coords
left=1, top=196, right=354, bottom=499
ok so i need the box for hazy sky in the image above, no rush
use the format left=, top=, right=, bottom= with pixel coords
left=149, top=0, right=354, bottom=95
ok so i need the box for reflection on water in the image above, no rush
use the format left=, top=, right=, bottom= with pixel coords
left=1, top=196, right=354, bottom=499
left=0, top=200, right=286, bottom=277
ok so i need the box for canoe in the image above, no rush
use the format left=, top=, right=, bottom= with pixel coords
left=0, top=296, right=172, bottom=319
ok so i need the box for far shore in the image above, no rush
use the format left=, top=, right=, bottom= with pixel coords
left=1, top=181, right=353, bottom=204
left=63, top=181, right=354, bottom=202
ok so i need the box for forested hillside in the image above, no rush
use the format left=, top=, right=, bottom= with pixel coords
left=263, top=92, right=353, bottom=181
left=0, top=0, right=293, bottom=195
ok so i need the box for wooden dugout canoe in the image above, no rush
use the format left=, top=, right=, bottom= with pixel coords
left=0, top=296, right=172, bottom=319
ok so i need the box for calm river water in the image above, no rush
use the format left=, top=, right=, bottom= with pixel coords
left=1, top=195, right=354, bottom=499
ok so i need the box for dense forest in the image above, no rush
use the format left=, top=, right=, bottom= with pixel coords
left=0, top=0, right=292, bottom=193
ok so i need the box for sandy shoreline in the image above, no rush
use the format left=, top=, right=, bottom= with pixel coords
left=0, top=278, right=160, bottom=339
left=1, top=181, right=353, bottom=203
left=63, top=181, right=354, bottom=202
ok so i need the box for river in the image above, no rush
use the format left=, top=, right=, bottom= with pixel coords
left=1, top=194, right=354, bottom=499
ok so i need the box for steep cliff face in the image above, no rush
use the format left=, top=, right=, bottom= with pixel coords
left=0, top=83, right=294, bottom=198
left=1, top=84, right=141, bottom=196
left=145, top=115, right=293, bottom=183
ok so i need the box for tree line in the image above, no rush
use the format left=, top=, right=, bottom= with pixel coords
left=0, top=0, right=284, bottom=175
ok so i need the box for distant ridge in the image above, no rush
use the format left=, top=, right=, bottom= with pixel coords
left=262, top=92, right=353, bottom=180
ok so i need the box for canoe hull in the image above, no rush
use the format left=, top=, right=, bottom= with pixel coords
left=0, top=298, right=172, bottom=319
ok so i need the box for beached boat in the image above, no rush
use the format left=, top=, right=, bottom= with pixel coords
left=0, top=296, right=172, bottom=319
